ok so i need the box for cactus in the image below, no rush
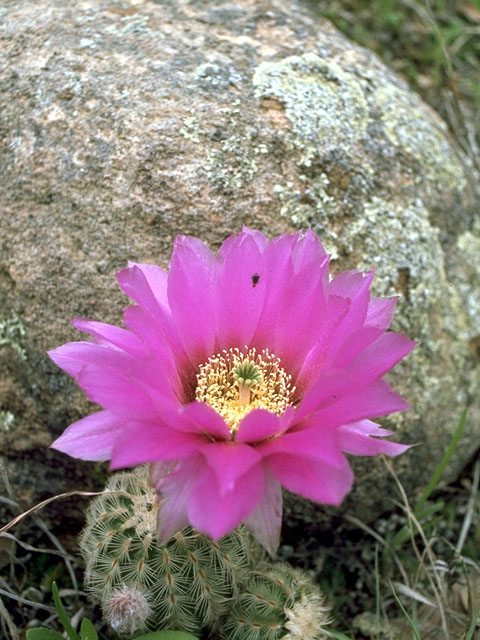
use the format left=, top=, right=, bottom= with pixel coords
left=218, top=563, right=331, bottom=640
left=80, top=466, right=257, bottom=637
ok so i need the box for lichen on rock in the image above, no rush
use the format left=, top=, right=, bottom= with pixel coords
left=253, top=53, right=369, bottom=165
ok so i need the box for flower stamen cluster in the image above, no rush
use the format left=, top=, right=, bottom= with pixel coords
left=195, top=347, right=295, bottom=433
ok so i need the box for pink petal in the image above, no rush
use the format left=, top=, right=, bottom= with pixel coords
left=328, top=270, right=374, bottom=336
left=291, top=229, right=328, bottom=274
left=188, top=463, right=265, bottom=539
left=267, top=453, right=354, bottom=505
left=330, top=325, right=383, bottom=370
left=296, top=294, right=350, bottom=388
left=199, top=441, right=261, bottom=495
left=215, top=230, right=267, bottom=349
left=75, top=365, right=165, bottom=419
left=180, top=402, right=231, bottom=439
left=244, top=469, right=282, bottom=555
left=298, top=334, right=415, bottom=419
left=339, top=420, right=411, bottom=456
left=110, top=421, right=201, bottom=469
left=118, top=266, right=188, bottom=374
left=167, top=235, right=218, bottom=367
left=270, top=255, right=329, bottom=374
left=117, top=265, right=169, bottom=321
left=254, top=232, right=330, bottom=374
left=252, top=232, right=302, bottom=346
left=72, top=318, right=147, bottom=358
left=50, top=410, right=121, bottom=461
left=258, top=422, right=345, bottom=468
left=366, top=297, right=397, bottom=330
left=347, top=332, right=417, bottom=381
left=307, top=379, right=410, bottom=427
left=127, top=262, right=169, bottom=307
left=48, top=342, right=133, bottom=379
left=235, top=409, right=283, bottom=444
left=154, top=456, right=205, bottom=544
left=123, top=305, right=187, bottom=395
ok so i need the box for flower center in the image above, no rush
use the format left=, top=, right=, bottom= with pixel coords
left=195, top=347, right=295, bottom=433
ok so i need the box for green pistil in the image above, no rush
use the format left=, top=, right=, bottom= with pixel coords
left=234, top=360, right=263, bottom=406
left=234, top=360, right=263, bottom=387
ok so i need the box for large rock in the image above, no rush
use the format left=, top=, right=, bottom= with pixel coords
left=1, top=0, right=479, bottom=531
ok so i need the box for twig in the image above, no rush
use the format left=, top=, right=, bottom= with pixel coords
left=0, top=490, right=108, bottom=534
left=0, top=595, right=20, bottom=640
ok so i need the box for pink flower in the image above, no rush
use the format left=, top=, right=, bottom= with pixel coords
left=49, top=229, right=415, bottom=553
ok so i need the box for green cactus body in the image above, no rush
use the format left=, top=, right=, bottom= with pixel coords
left=219, top=563, right=331, bottom=640
left=80, top=467, right=255, bottom=636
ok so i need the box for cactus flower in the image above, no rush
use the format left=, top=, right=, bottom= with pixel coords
left=49, top=229, right=415, bottom=553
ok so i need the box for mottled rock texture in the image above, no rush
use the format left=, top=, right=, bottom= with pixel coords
left=1, top=0, right=479, bottom=531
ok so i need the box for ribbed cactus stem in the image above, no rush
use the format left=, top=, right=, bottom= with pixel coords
left=219, top=563, right=331, bottom=640
left=80, top=466, right=258, bottom=637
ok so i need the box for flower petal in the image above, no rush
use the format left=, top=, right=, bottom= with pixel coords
left=188, top=463, right=265, bottom=539
left=110, top=421, right=201, bottom=469
left=307, top=379, right=409, bottom=427
left=267, top=453, right=353, bottom=505
left=244, top=469, right=282, bottom=556
left=254, top=232, right=330, bottom=373
left=180, top=401, right=231, bottom=439
left=366, top=297, right=397, bottom=330
left=50, top=410, right=121, bottom=461
left=330, top=325, right=383, bottom=369
left=167, top=235, right=218, bottom=366
left=298, top=333, right=415, bottom=419
left=154, top=456, right=205, bottom=544
left=328, top=270, right=374, bottom=337
left=127, top=262, right=169, bottom=307
left=123, top=305, right=187, bottom=395
left=48, top=341, right=133, bottom=379
left=347, top=332, right=417, bottom=381
left=118, top=265, right=187, bottom=373
left=235, top=408, right=283, bottom=444
left=339, top=420, right=411, bottom=456
left=295, top=294, right=350, bottom=387
left=215, top=230, right=267, bottom=349
left=117, top=264, right=169, bottom=320
left=258, top=422, right=345, bottom=468
left=72, top=318, right=147, bottom=358
left=75, top=364, right=167, bottom=419
left=200, top=441, right=261, bottom=495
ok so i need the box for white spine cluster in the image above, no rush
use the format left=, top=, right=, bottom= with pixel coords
left=102, top=584, right=151, bottom=636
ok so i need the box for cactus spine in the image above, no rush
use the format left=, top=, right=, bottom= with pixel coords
left=80, top=466, right=256, bottom=636
left=218, top=563, right=331, bottom=640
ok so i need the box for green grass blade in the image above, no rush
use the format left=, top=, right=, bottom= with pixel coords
left=465, top=599, right=480, bottom=640
left=389, top=580, right=421, bottom=640
left=391, top=409, right=467, bottom=548
left=375, top=544, right=380, bottom=640
left=51, top=582, right=80, bottom=640
left=415, top=408, right=467, bottom=512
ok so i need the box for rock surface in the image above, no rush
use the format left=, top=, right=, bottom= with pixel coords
left=1, top=0, right=479, bottom=532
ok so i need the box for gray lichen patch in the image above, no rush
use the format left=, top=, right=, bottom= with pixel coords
left=0, top=312, right=26, bottom=360
left=253, top=53, right=369, bottom=165
left=374, top=85, right=465, bottom=193
left=454, top=221, right=480, bottom=339
left=0, top=410, right=15, bottom=432
left=180, top=105, right=264, bottom=194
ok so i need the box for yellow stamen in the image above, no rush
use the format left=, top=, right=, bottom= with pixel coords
left=195, top=347, right=295, bottom=433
